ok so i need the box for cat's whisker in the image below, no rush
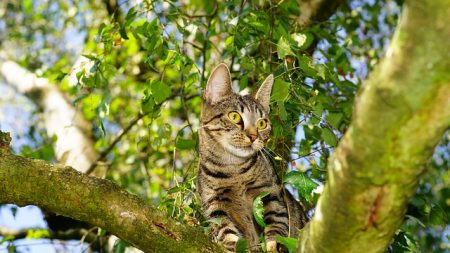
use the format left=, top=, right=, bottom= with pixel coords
left=259, top=150, right=270, bottom=166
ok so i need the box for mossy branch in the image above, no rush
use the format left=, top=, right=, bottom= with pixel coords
left=0, top=140, right=224, bottom=253
left=297, top=1, right=450, bottom=252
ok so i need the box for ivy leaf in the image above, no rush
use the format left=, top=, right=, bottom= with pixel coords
left=97, top=117, right=106, bottom=137
left=55, top=71, right=67, bottom=81
left=277, top=36, right=294, bottom=59
left=119, top=26, right=129, bottom=40
left=150, top=80, right=171, bottom=104
left=252, top=191, right=270, bottom=228
left=235, top=238, right=248, bottom=253
left=141, top=94, right=155, bottom=114
left=327, top=112, right=343, bottom=129
left=113, top=239, right=129, bottom=253
left=321, top=128, right=337, bottom=147
left=429, top=205, right=447, bottom=226
left=284, top=171, right=318, bottom=203
left=275, top=235, right=297, bottom=253
left=271, top=79, right=291, bottom=102
left=82, top=54, right=99, bottom=61
left=175, top=138, right=197, bottom=150
left=25, top=229, right=50, bottom=239
left=124, top=7, right=137, bottom=26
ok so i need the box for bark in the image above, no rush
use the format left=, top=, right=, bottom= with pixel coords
left=297, top=1, right=450, bottom=252
left=0, top=136, right=224, bottom=253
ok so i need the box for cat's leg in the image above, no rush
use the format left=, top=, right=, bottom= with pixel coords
left=262, top=193, right=290, bottom=252
left=208, top=210, right=242, bottom=252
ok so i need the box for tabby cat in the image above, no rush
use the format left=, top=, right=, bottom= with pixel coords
left=197, top=64, right=307, bottom=252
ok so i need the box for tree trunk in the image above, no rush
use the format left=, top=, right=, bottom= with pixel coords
left=0, top=54, right=102, bottom=176
left=297, top=1, right=450, bottom=252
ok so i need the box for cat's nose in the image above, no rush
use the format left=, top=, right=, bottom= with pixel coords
left=248, top=133, right=257, bottom=142
left=246, top=129, right=258, bottom=142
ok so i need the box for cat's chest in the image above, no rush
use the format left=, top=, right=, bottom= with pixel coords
left=198, top=154, right=276, bottom=198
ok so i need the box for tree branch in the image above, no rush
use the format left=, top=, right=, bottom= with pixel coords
left=296, top=0, right=345, bottom=28
left=0, top=136, right=224, bottom=253
left=297, top=1, right=450, bottom=252
left=0, top=226, right=105, bottom=247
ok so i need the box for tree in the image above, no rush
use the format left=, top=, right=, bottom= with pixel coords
left=0, top=0, right=449, bottom=253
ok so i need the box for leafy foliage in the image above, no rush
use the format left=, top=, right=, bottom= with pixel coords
left=252, top=192, right=270, bottom=228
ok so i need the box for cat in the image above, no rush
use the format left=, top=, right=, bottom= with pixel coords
left=197, top=63, right=307, bottom=252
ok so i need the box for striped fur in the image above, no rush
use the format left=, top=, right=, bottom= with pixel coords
left=198, top=64, right=307, bottom=252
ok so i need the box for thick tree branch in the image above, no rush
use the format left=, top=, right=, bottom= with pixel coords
left=0, top=136, right=224, bottom=253
left=297, top=1, right=450, bottom=252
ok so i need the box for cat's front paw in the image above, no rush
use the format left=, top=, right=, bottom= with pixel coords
left=222, top=233, right=239, bottom=252
left=266, top=240, right=278, bottom=252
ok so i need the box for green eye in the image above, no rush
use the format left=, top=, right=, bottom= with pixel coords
left=228, top=111, right=242, bottom=124
left=256, top=119, right=268, bottom=130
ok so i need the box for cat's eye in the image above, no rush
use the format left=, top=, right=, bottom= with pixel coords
left=228, top=111, right=242, bottom=124
left=256, top=119, right=268, bottom=130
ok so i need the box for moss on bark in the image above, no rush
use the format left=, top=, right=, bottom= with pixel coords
left=0, top=150, right=224, bottom=253
left=297, top=1, right=450, bottom=252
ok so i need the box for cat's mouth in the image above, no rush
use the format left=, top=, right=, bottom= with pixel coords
left=223, top=142, right=257, bottom=158
left=228, top=141, right=264, bottom=152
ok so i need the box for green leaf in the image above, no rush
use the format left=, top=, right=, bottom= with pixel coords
left=225, top=36, right=234, bottom=48
left=150, top=80, right=172, bottom=104
left=291, top=33, right=307, bottom=48
left=0, top=235, right=15, bottom=244
left=271, top=79, right=291, bottom=102
left=429, top=205, right=447, bottom=226
left=23, top=0, right=33, bottom=14
left=235, top=238, right=248, bottom=253
left=119, top=26, right=129, bottom=40
left=278, top=101, right=287, bottom=120
left=25, top=229, right=50, bottom=239
left=277, top=36, right=294, bottom=59
left=175, top=138, right=197, bottom=150
left=185, top=73, right=198, bottom=88
left=252, top=191, right=270, bottom=228
left=124, top=7, right=137, bottom=26
left=76, top=69, right=85, bottom=83
left=97, top=117, right=106, bottom=137
left=55, top=71, right=68, bottom=81
left=7, top=244, right=16, bottom=253
left=297, top=54, right=317, bottom=77
left=141, top=95, right=155, bottom=114
left=321, top=128, right=337, bottom=147
left=275, top=235, right=297, bottom=253
left=327, top=112, right=343, bottom=129
left=113, top=239, right=129, bottom=253
left=284, top=171, right=318, bottom=203
left=82, top=54, right=99, bottom=61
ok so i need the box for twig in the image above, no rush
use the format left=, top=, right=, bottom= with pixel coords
left=86, top=112, right=146, bottom=175
left=86, top=93, right=199, bottom=175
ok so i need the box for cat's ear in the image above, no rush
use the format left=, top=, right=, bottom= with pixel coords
left=255, top=74, right=273, bottom=112
left=204, top=63, right=233, bottom=104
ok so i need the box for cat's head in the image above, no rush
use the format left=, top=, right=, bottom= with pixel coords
left=201, top=63, right=273, bottom=158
